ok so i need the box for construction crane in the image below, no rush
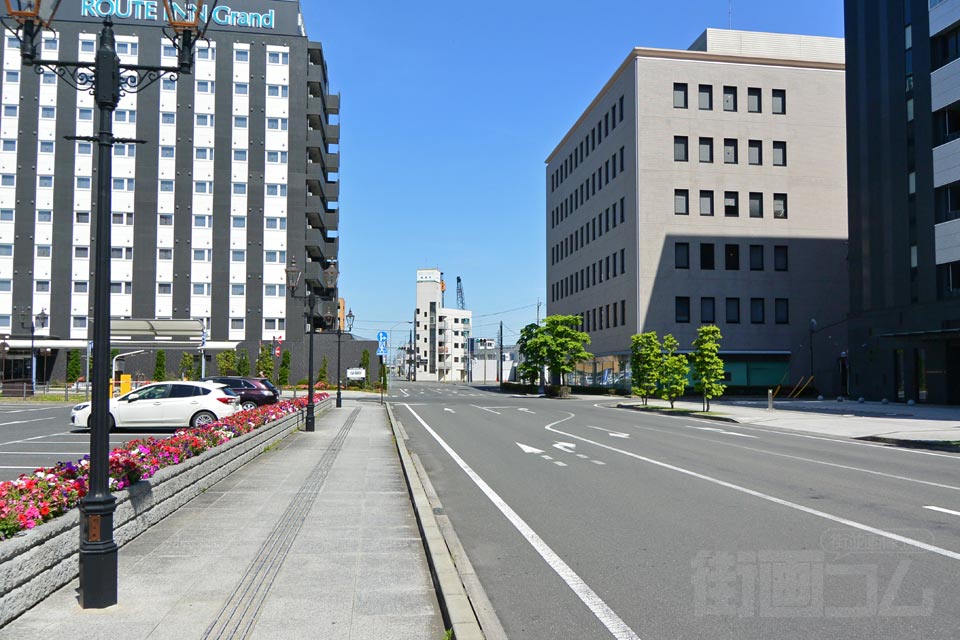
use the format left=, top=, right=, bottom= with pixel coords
left=456, top=276, right=466, bottom=310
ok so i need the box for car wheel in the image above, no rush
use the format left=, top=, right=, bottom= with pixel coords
left=190, top=411, right=217, bottom=428
left=87, top=414, right=117, bottom=431
left=241, top=400, right=258, bottom=411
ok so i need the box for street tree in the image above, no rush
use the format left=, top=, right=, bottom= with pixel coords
left=319, top=355, right=329, bottom=385
left=153, top=350, right=166, bottom=381
left=691, top=325, right=726, bottom=411
left=516, top=322, right=545, bottom=385
left=535, top=315, right=592, bottom=387
left=216, top=350, right=237, bottom=376
left=360, top=349, right=370, bottom=384
left=279, top=350, right=291, bottom=386
left=178, top=353, right=194, bottom=380
left=236, top=349, right=250, bottom=377
left=659, top=334, right=689, bottom=408
left=66, top=350, right=82, bottom=383
left=630, top=332, right=661, bottom=405
left=256, top=345, right=274, bottom=380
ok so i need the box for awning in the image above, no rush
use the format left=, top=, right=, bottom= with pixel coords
left=109, top=319, right=206, bottom=339
left=1, top=339, right=241, bottom=351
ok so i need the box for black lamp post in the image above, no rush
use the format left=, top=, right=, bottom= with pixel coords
left=19, top=307, right=47, bottom=390
left=809, top=318, right=818, bottom=379
left=0, top=336, right=8, bottom=383
left=336, top=309, right=355, bottom=408
left=286, top=257, right=330, bottom=433
left=1, top=0, right=213, bottom=609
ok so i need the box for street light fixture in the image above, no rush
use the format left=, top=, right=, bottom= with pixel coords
left=19, top=308, right=47, bottom=390
left=336, top=309, right=355, bottom=408
left=0, top=1, right=214, bottom=609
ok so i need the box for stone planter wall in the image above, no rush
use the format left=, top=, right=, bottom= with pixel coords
left=0, top=398, right=331, bottom=628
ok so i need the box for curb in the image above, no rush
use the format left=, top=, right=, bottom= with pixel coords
left=615, top=403, right=740, bottom=423
left=856, top=436, right=960, bottom=453
left=386, top=403, right=487, bottom=640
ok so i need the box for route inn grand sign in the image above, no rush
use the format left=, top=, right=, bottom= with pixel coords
left=58, top=0, right=302, bottom=34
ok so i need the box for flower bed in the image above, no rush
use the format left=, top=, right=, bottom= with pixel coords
left=0, top=394, right=329, bottom=542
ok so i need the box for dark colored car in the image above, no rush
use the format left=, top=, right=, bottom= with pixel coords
left=201, top=377, right=280, bottom=411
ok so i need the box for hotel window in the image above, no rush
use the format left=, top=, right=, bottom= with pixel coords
left=265, top=250, right=287, bottom=263
left=266, top=118, right=288, bottom=131
left=234, top=49, right=249, bottom=62
left=231, top=284, right=245, bottom=296
left=234, top=116, right=248, bottom=128
left=192, top=283, right=211, bottom=296
left=267, top=85, right=289, bottom=98
left=673, top=136, right=688, bottom=162
left=772, top=89, right=786, bottom=115
left=157, top=283, right=172, bottom=295
left=162, top=45, right=177, bottom=58
left=724, top=192, right=739, bottom=217
left=158, top=249, right=173, bottom=260
left=75, top=211, right=90, bottom=223
left=113, top=178, right=135, bottom=191
left=112, top=213, right=133, bottom=225
left=266, top=151, right=288, bottom=164
left=1, top=139, right=15, bottom=152
left=673, top=82, right=687, bottom=109
left=161, top=78, right=176, bottom=91
left=701, top=297, right=715, bottom=324
left=725, top=298, right=740, bottom=324
left=233, top=149, right=248, bottom=161
left=748, top=140, right=762, bottom=165
left=77, top=177, right=92, bottom=189
left=115, top=42, right=138, bottom=56
left=749, top=245, right=764, bottom=271
left=0, top=209, right=11, bottom=221
left=110, top=247, right=133, bottom=259
left=265, top=217, right=287, bottom=230
left=114, top=144, right=136, bottom=157
left=40, top=106, right=55, bottom=119
left=78, top=142, right=92, bottom=155
left=194, top=249, right=212, bottom=261
left=268, top=51, right=289, bottom=65
left=772, top=141, right=787, bottom=166
left=41, top=72, right=55, bottom=84
left=36, top=245, right=52, bottom=258
left=73, top=281, right=88, bottom=293
left=195, top=148, right=214, bottom=160
left=750, top=298, right=765, bottom=324
left=193, top=215, right=212, bottom=228
left=723, top=139, right=738, bottom=164
left=161, top=112, right=176, bottom=125
left=723, top=86, right=737, bottom=111
left=74, top=247, right=90, bottom=258
left=698, top=84, right=712, bottom=110
left=725, top=244, right=739, bottom=270
left=80, top=40, right=95, bottom=53
left=37, top=210, right=52, bottom=222
left=774, top=245, right=789, bottom=271
left=0, top=245, right=11, bottom=256
left=773, top=193, right=788, bottom=219
left=232, top=183, right=247, bottom=195
left=73, top=317, right=88, bottom=329
left=749, top=192, right=763, bottom=218
left=699, top=190, right=714, bottom=216
left=43, top=38, right=57, bottom=51
left=674, top=189, right=689, bottom=215
left=38, top=175, right=53, bottom=188
left=264, top=284, right=288, bottom=297
left=675, top=297, right=691, bottom=323
left=234, top=82, right=249, bottom=95
left=775, top=299, right=789, bottom=324
left=264, top=319, right=286, bottom=331
left=160, top=180, right=174, bottom=192
left=158, top=214, right=173, bottom=225
left=196, top=114, right=214, bottom=127
left=231, top=250, right=246, bottom=262
left=266, top=184, right=288, bottom=196
left=700, top=243, right=715, bottom=270
left=231, top=216, right=246, bottom=228
left=3, top=105, right=17, bottom=117
left=114, top=109, right=136, bottom=123
left=0, top=174, right=15, bottom=187
left=196, top=46, right=215, bottom=60
left=699, top=137, right=713, bottom=163
left=747, top=87, right=762, bottom=113
left=195, top=181, right=213, bottom=194
left=675, top=242, right=690, bottom=269
left=4, top=70, right=18, bottom=82
left=230, top=318, right=244, bottom=330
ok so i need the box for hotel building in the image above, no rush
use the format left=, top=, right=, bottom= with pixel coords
left=412, top=269, right=472, bottom=383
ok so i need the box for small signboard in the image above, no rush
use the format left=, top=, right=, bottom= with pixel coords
left=346, top=368, right=366, bottom=381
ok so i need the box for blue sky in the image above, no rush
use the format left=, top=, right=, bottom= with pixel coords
left=300, top=0, right=844, bottom=344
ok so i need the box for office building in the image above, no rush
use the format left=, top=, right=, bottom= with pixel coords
left=844, top=0, right=960, bottom=403
left=545, top=29, right=848, bottom=391
left=0, top=0, right=339, bottom=383
left=413, top=269, right=472, bottom=382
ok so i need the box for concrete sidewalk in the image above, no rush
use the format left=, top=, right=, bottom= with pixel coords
left=619, top=397, right=960, bottom=447
left=0, top=400, right=445, bottom=639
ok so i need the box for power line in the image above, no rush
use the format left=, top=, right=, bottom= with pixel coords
left=472, top=303, right=539, bottom=319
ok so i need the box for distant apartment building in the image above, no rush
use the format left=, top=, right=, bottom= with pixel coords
left=0, top=0, right=340, bottom=383
left=413, top=269, right=472, bottom=382
left=545, top=29, right=848, bottom=391
left=845, top=0, right=960, bottom=404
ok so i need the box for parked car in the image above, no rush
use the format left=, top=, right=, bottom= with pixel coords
left=200, top=376, right=280, bottom=411
left=71, top=381, right=238, bottom=430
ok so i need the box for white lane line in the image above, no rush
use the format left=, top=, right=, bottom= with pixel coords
left=545, top=414, right=960, bottom=562
left=591, top=460, right=606, bottom=465
left=471, top=405, right=502, bottom=415
left=553, top=461, right=567, bottom=467
left=400, top=389, right=410, bottom=398
left=0, top=407, right=67, bottom=414
left=635, top=425, right=960, bottom=493
left=0, top=466, right=36, bottom=470
left=0, top=451, right=88, bottom=455
left=403, top=404, right=641, bottom=640
left=541, top=455, right=554, bottom=460
left=0, top=417, right=62, bottom=428
left=692, top=426, right=756, bottom=439
left=924, top=506, right=960, bottom=518
left=604, top=404, right=960, bottom=460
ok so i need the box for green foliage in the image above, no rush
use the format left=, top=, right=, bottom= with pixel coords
left=516, top=323, right=543, bottom=385
left=177, top=353, right=195, bottom=380
left=318, top=355, right=329, bottom=385
left=255, top=345, right=274, bottom=379
left=236, top=349, right=250, bottom=377
left=279, top=350, right=291, bottom=386
left=691, top=325, right=726, bottom=411
left=193, top=356, right=203, bottom=381
left=66, top=350, right=82, bottom=383
left=517, top=315, right=592, bottom=387
left=659, top=334, right=689, bottom=408
left=216, top=350, right=237, bottom=376
left=153, top=350, right=167, bottom=381
left=360, top=349, right=370, bottom=382
left=630, top=332, right=661, bottom=406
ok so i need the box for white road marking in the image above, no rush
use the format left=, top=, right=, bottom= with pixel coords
left=444, top=408, right=456, bottom=414
left=0, top=451, right=88, bottom=455
left=924, top=506, right=960, bottom=518
left=518, top=408, right=535, bottom=414
left=0, top=417, right=61, bottom=428
left=516, top=442, right=545, bottom=455
left=402, top=404, right=641, bottom=640
left=591, top=460, right=606, bottom=465
left=0, top=466, right=36, bottom=470
left=0, top=407, right=66, bottom=415
left=546, top=413, right=960, bottom=562
left=399, top=389, right=410, bottom=398
left=586, top=426, right=630, bottom=438
left=553, top=442, right=576, bottom=453
left=472, top=405, right=502, bottom=415
left=576, top=454, right=589, bottom=459
left=554, top=461, right=567, bottom=467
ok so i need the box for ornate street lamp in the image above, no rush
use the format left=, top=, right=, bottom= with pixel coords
left=286, top=257, right=317, bottom=432
left=19, top=307, right=46, bottom=390
left=337, top=308, right=355, bottom=408
left=1, top=1, right=215, bottom=609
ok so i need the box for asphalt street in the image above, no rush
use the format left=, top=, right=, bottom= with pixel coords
left=0, top=403, right=178, bottom=482
left=392, top=381, right=960, bottom=640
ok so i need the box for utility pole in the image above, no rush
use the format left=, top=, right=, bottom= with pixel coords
left=537, top=299, right=545, bottom=394
left=499, top=321, right=504, bottom=389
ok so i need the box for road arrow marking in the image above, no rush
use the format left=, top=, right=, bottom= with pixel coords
left=586, top=426, right=630, bottom=438
left=553, top=442, right=577, bottom=453
left=518, top=408, right=535, bottom=414
left=444, top=408, right=456, bottom=414
left=472, top=405, right=502, bottom=415
left=516, top=442, right=545, bottom=455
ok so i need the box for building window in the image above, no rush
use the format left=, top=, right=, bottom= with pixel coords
left=701, top=297, right=716, bottom=324
left=231, top=250, right=246, bottom=262
left=35, top=280, right=50, bottom=293
left=749, top=244, right=764, bottom=270
left=192, top=283, right=211, bottom=296
left=774, top=245, right=789, bottom=271
left=234, top=82, right=248, bottom=95
left=772, top=141, right=787, bottom=166
left=158, top=248, right=173, bottom=260
left=267, top=85, right=289, bottom=98
left=233, top=183, right=247, bottom=195
left=157, top=283, right=172, bottom=295
left=195, top=148, right=214, bottom=160
left=232, top=216, right=246, bottom=228
left=725, top=298, right=740, bottom=323
left=264, top=250, right=287, bottom=263
left=194, top=249, right=212, bottom=261
left=699, top=137, right=713, bottom=163
left=698, top=84, right=713, bottom=110
left=80, top=40, right=95, bottom=53
left=676, top=297, right=691, bottom=323
left=234, top=149, right=248, bottom=162
left=725, top=244, right=740, bottom=270
left=674, top=189, right=689, bottom=215
left=772, top=89, right=786, bottom=115
left=73, top=316, right=88, bottom=329
left=0, top=244, right=11, bottom=256
left=266, top=118, right=288, bottom=131
left=747, top=87, right=762, bottom=113
left=193, top=215, right=212, bottom=228
left=724, top=191, right=739, bottom=217
left=699, top=190, right=714, bottom=216
left=723, top=86, right=737, bottom=112
left=73, top=281, right=88, bottom=293
left=775, top=298, right=789, bottom=324
left=700, top=243, right=715, bottom=270
left=675, top=242, right=690, bottom=269
left=230, top=318, right=244, bottom=330
left=674, top=136, right=688, bottom=162
left=35, top=245, right=51, bottom=258
left=750, top=298, right=765, bottom=324
left=266, top=184, right=288, bottom=197
left=0, top=209, right=11, bottom=221
left=267, top=51, right=290, bottom=65
left=231, top=284, right=245, bottom=296
left=749, top=192, right=763, bottom=218
left=3, top=105, right=17, bottom=117
left=266, top=151, right=289, bottom=164
left=74, top=247, right=89, bottom=258
left=161, top=112, right=175, bottom=125
left=723, top=138, right=738, bottom=164
left=0, top=174, right=14, bottom=187
left=773, top=193, right=788, bottom=219
left=235, top=49, right=249, bottom=62
left=158, top=214, right=173, bottom=225
left=748, top=140, right=762, bottom=166
left=38, top=175, right=53, bottom=188
left=234, top=116, right=248, bottom=128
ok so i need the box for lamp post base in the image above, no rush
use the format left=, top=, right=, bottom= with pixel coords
left=78, top=495, right=118, bottom=609
left=305, top=402, right=315, bottom=432
left=336, top=390, right=342, bottom=408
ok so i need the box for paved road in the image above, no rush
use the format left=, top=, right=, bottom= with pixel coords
left=0, top=403, right=179, bottom=481
left=392, top=381, right=960, bottom=639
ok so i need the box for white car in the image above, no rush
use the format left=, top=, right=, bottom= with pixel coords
left=71, top=381, right=239, bottom=430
